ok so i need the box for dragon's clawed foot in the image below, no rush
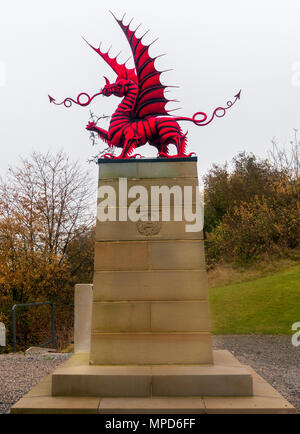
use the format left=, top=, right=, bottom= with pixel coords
left=86, top=121, right=97, bottom=130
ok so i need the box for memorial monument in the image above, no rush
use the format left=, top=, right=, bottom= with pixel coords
left=11, top=12, right=295, bottom=413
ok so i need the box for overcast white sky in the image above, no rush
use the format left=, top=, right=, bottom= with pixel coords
left=1, top=0, right=300, bottom=178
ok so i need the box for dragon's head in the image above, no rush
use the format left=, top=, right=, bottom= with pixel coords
left=83, top=35, right=138, bottom=99
left=102, top=76, right=134, bottom=98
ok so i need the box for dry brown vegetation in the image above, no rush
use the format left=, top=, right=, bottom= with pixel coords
left=207, top=255, right=300, bottom=288
left=0, top=151, right=95, bottom=352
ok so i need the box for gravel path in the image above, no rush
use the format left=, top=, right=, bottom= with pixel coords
left=0, top=336, right=299, bottom=414
left=214, top=335, right=300, bottom=412
left=0, top=351, right=71, bottom=414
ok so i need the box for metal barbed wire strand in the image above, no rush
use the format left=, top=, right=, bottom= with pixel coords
left=87, top=111, right=116, bottom=163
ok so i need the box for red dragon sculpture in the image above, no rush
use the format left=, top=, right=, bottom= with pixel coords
left=49, top=12, right=241, bottom=159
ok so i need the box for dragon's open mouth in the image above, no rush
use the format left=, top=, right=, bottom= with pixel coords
left=103, top=85, right=121, bottom=97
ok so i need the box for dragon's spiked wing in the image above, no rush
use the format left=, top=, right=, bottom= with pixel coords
left=82, top=37, right=137, bottom=84
left=112, top=13, right=171, bottom=119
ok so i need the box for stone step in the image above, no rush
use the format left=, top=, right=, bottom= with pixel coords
left=51, top=350, right=252, bottom=398
left=52, top=364, right=253, bottom=398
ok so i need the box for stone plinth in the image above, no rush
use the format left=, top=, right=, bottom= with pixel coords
left=90, top=157, right=212, bottom=365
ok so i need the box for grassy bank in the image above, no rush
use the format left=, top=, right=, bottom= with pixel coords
left=209, top=264, right=300, bottom=334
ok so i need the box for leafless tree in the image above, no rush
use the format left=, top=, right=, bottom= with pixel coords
left=0, top=150, right=95, bottom=261
left=268, top=129, right=300, bottom=179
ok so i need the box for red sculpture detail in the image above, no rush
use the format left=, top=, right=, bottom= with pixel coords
left=49, top=12, right=241, bottom=159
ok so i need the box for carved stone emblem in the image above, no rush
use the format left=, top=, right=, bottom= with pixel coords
left=136, top=220, right=162, bottom=236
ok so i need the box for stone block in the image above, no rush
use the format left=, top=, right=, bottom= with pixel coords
left=52, top=366, right=151, bottom=397
left=151, top=365, right=253, bottom=396
left=89, top=332, right=213, bottom=365
left=94, top=240, right=206, bottom=271
left=151, top=301, right=211, bottom=332
left=202, top=395, right=295, bottom=414
left=93, top=270, right=208, bottom=301
left=10, top=396, right=100, bottom=414
left=94, top=241, right=148, bottom=271
left=148, top=241, right=205, bottom=269
left=91, top=301, right=210, bottom=333
left=99, top=160, right=198, bottom=180
left=99, top=397, right=206, bottom=414
left=95, top=218, right=203, bottom=241
left=91, top=301, right=151, bottom=332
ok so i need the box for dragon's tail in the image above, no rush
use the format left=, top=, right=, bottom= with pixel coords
left=173, top=90, right=241, bottom=127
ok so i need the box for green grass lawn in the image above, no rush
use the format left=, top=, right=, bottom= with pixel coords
left=209, top=264, right=300, bottom=334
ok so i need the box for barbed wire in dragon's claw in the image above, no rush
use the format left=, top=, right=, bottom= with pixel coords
left=87, top=111, right=115, bottom=162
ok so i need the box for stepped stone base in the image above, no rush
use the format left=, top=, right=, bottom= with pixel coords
left=51, top=351, right=253, bottom=397
left=10, top=350, right=296, bottom=414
